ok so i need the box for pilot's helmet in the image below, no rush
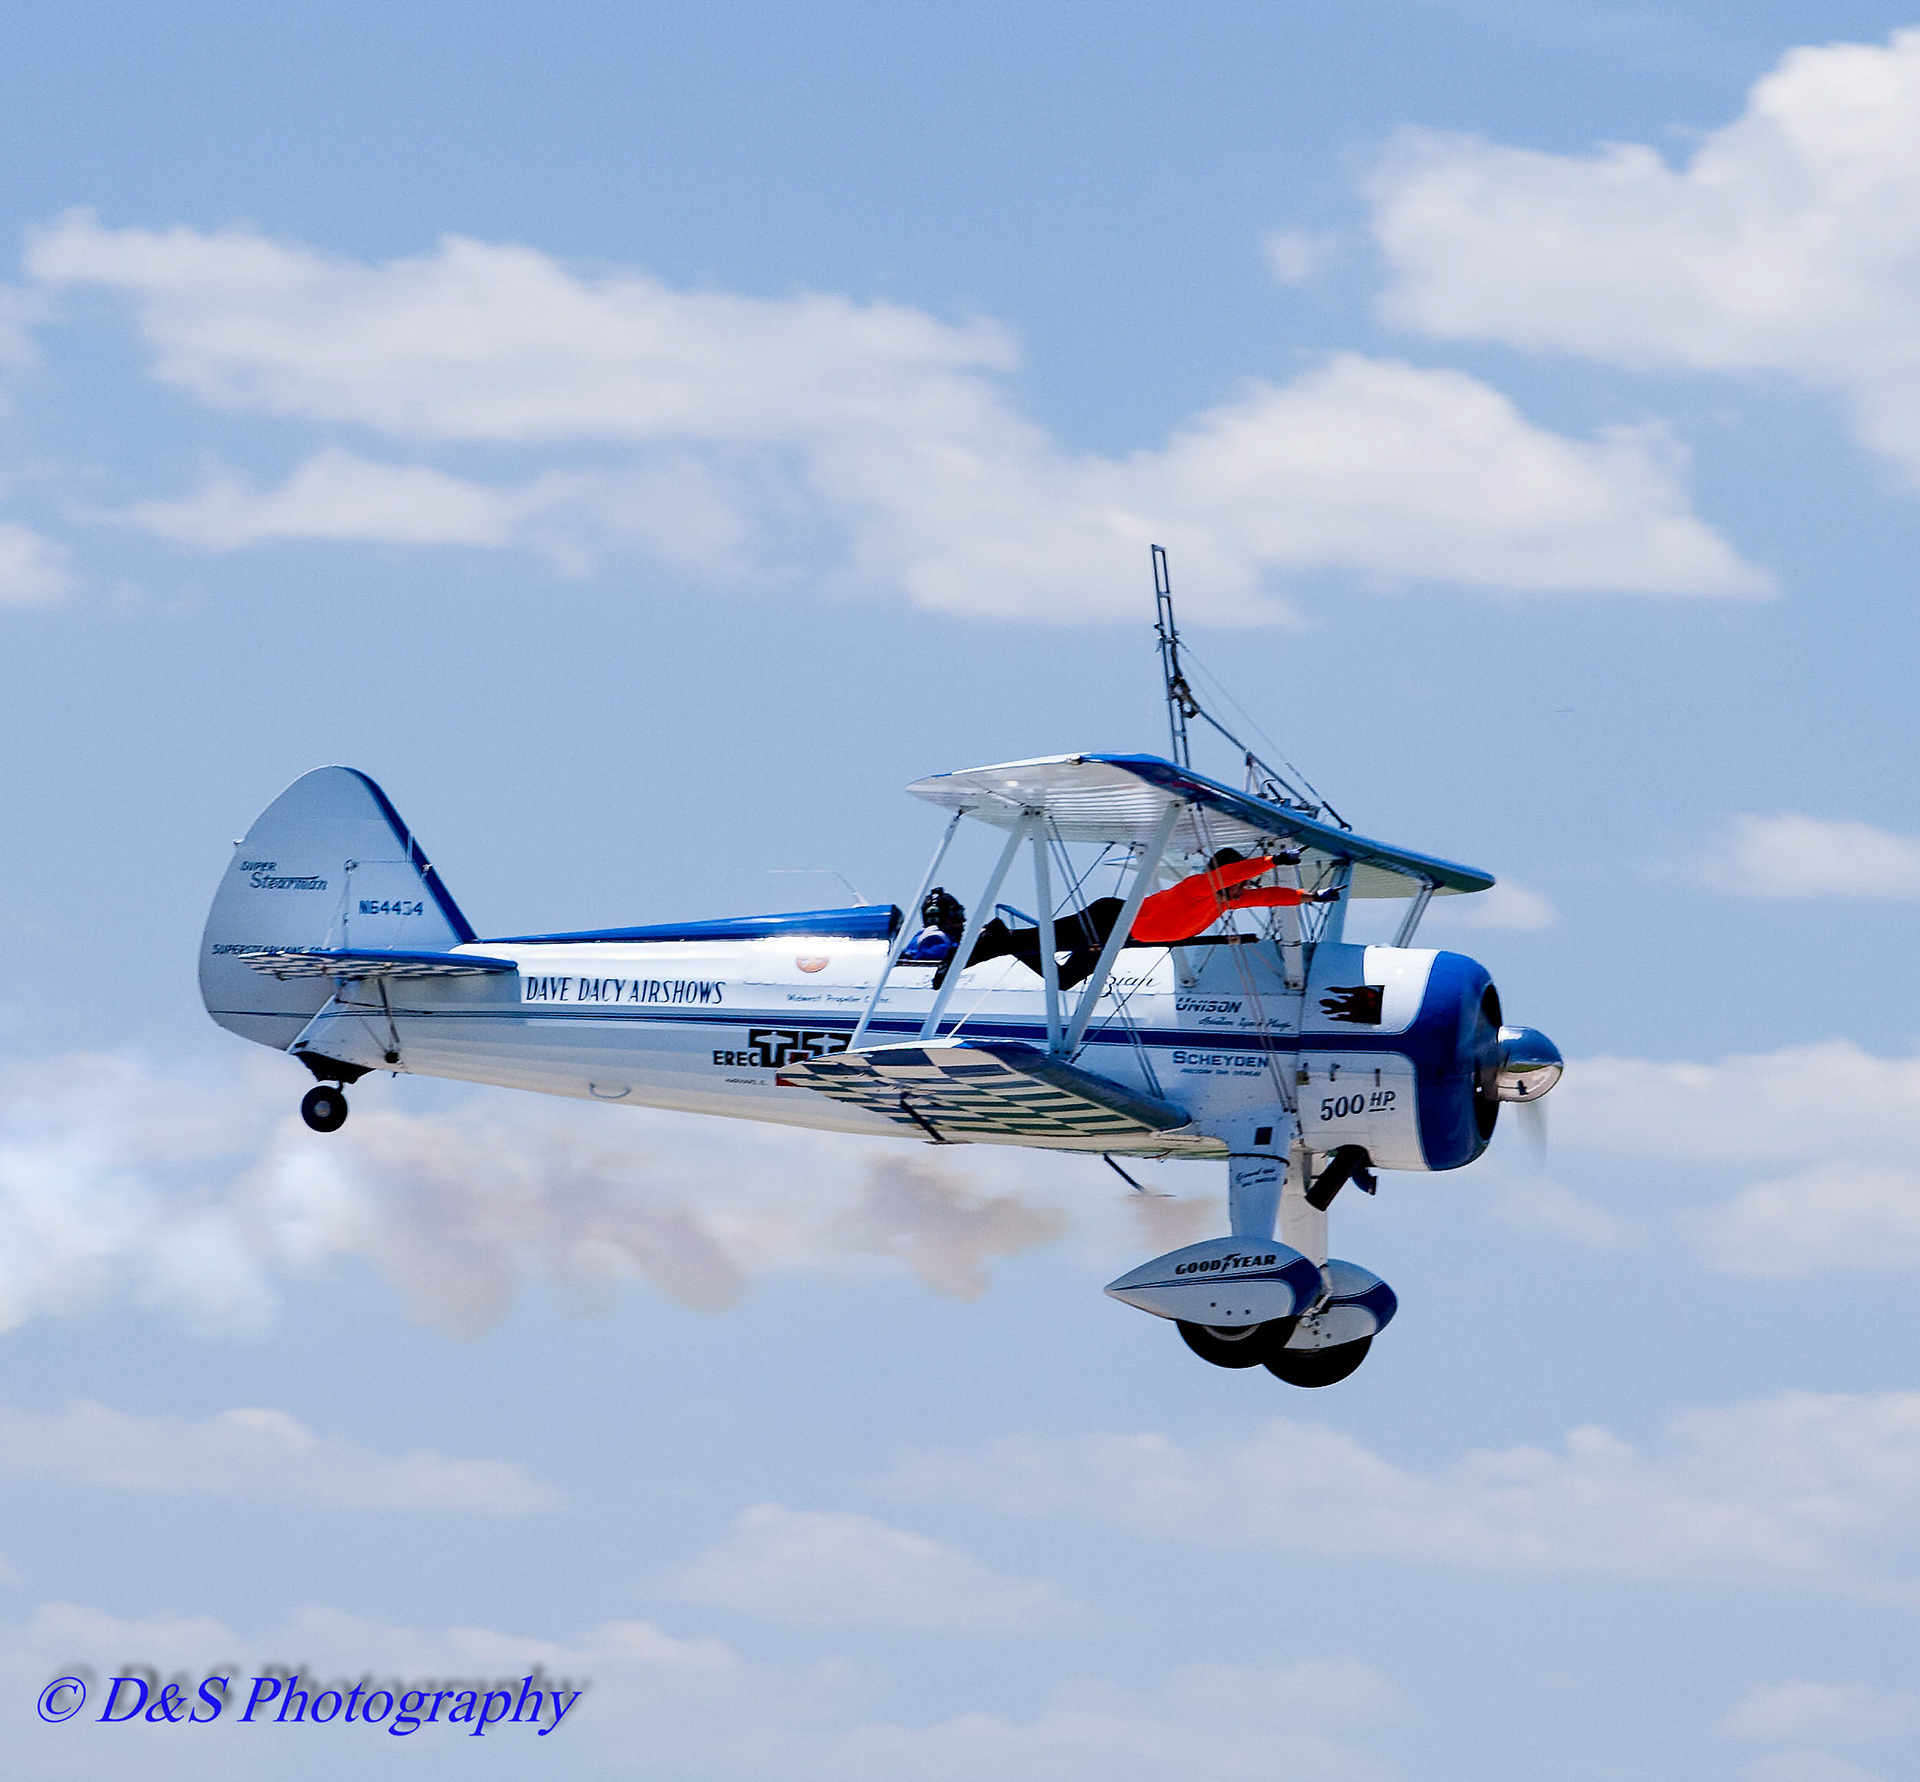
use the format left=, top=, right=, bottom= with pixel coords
left=921, top=886, right=965, bottom=939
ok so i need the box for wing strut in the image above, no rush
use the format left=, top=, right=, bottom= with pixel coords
left=1063, top=801, right=1181, bottom=1055
left=849, top=810, right=963, bottom=1050
left=919, top=816, right=1028, bottom=1042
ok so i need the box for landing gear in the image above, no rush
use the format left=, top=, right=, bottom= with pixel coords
left=1178, top=1319, right=1296, bottom=1369
left=1263, top=1337, right=1372, bottom=1388
left=300, top=1085, right=349, bottom=1133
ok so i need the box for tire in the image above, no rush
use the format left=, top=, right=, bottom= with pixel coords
left=1264, top=1336, right=1371, bottom=1388
left=1178, top=1318, right=1297, bottom=1369
left=300, top=1085, right=349, bottom=1133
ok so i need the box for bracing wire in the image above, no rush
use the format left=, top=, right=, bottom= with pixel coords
left=1176, top=645, right=1350, bottom=830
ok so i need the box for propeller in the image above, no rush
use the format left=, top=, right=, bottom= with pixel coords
left=1515, top=1094, right=1549, bottom=1165
left=1493, top=1023, right=1562, bottom=1163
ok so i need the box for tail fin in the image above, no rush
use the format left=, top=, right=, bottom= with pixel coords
left=199, top=767, right=476, bottom=1051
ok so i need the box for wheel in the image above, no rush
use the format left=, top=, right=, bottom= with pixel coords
left=300, top=1085, right=349, bottom=1133
left=1264, top=1336, right=1372, bottom=1388
left=1178, top=1318, right=1297, bottom=1369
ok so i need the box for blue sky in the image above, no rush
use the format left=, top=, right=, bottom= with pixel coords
left=8, top=5, right=1920, bottom=1778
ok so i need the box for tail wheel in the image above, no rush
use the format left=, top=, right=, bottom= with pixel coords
left=300, top=1085, right=349, bottom=1133
left=1264, top=1336, right=1372, bottom=1388
left=1178, top=1319, right=1297, bottom=1369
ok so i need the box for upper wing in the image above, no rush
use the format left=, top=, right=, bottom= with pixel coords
left=240, top=947, right=517, bottom=981
left=777, top=1039, right=1198, bottom=1147
left=904, top=753, right=1494, bottom=899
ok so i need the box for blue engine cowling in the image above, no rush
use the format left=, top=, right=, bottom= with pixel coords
left=1296, top=946, right=1509, bottom=1172
left=1405, top=950, right=1505, bottom=1171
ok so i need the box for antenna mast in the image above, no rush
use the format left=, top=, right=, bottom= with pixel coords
left=1145, top=544, right=1349, bottom=828
left=1152, top=545, right=1197, bottom=769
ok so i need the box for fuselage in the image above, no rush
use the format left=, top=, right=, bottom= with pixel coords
left=284, top=933, right=1499, bottom=1170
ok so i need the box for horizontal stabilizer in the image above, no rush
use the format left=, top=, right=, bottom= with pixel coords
left=240, top=947, right=516, bottom=982
left=777, top=1040, right=1190, bottom=1144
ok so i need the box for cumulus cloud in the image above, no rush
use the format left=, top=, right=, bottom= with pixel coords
left=1422, top=877, right=1556, bottom=930
left=1368, top=29, right=1920, bottom=480
left=114, top=447, right=753, bottom=576
left=671, top=1504, right=1072, bottom=1630
left=887, top=1391, right=1920, bottom=1598
left=0, top=1050, right=1090, bottom=1338
left=0, top=284, right=41, bottom=366
left=1550, top=1041, right=1920, bottom=1166
left=0, top=1399, right=555, bottom=1511
left=1692, top=1163, right=1920, bottom=1278
left=1694, top=813, right=1920, bottom=898
left=26, top=213, right=1765, bottom=615
left=0, top=1600, right=1393, bottom=1781
left=1550, top=1041, right=1920, bottom=1274
left=1719, top=1680, right=1914, bottom=1746
left=0, top=519, right=72, bottom=606
left=1263, top=229, right=1341, bottom=284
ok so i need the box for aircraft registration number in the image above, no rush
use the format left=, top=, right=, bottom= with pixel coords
left=714, top=1028, right=851, bottom=1069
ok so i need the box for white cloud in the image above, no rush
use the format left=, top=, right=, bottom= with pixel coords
left=115, top=447, right=754, bottom=576
left=1263, top=228, right=1340, bottom=284
left=1693, top=1163, right=1920, bottom=1278
left=0, top=519, right=72, bottom=606
left=0, top=284, right=41, bottom=366
left=1368, top=30, right=1920, bottom=480
left=886, top=1391, right=1920, bottom=1598
left=0, top=1050, right=1085, bottom=1338
left=1746, top=1754, right=1889, bottom=1782
left=0, top=1600, right=1393, bottom=1781
left=1720, top=1680, right=1914, bottom=1746
left=27, top=214, right=1766, bottom=615
left=1694, top=813, right=1920, bottom=898
left=1523, top=1039, right=1920, bottom=1278
left=671, top=1503, right=1072, bottom=1630
left=119, top=448, right=518, bottom=550
left=1424, top=877, right=1556, bottom=930
left=829, top=1658, right=1395, bottom=1782
left=1549, top=1041, right=1920, bottom=1166
left=1481, top=1176, right=1630, bottom=1250
left=0, top=1398, right=555, bottom=1511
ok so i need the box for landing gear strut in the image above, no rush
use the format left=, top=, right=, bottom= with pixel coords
left=300, top=1085, right=349, bottom=1133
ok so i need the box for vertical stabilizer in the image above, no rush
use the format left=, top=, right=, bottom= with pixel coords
left=199, top=767, right=475, bottom=1051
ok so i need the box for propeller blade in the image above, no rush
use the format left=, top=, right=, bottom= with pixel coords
left=1517, top=1095, right=1548, bottom=1165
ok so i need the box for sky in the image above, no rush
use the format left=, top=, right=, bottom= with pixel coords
left=7, top=3, right=1920, bottom=1777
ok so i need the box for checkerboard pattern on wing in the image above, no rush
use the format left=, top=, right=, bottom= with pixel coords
left=778, top=1041, right=1190, bottom=1142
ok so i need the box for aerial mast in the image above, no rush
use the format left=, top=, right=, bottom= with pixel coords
left=1152, top=544, right=1198, bottom=769
left=1146, top=544, right=1349, bottom=828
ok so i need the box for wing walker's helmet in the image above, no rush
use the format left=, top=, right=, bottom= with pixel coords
left=921, top=886, right=965, bottom=941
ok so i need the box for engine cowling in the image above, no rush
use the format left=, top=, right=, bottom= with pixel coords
left=1295, top=945, right=1559, bottom=1172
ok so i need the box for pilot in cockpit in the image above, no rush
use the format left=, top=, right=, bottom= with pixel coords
left=901, top=886, right=966, bottom=964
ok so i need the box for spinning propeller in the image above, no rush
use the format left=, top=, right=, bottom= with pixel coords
left=1491, top=1021, right=1562, bottom=1160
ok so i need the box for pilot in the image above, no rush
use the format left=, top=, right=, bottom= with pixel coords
left=901, top=886, right=965, bottom=964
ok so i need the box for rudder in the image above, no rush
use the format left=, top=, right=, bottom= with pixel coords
left=199, top=767, right=476, bottom=1051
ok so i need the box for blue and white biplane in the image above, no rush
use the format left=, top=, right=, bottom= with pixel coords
left=200, top=552, right=1560, bottom=1386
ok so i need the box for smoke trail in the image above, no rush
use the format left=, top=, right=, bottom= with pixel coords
left=0, top=1051, right=1180, bottom=1337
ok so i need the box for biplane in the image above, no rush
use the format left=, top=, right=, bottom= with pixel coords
left=200, top=551, right=1560, bottom=1385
